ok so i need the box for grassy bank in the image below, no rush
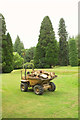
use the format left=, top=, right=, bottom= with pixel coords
left=2, top=66, right=78, bottom=118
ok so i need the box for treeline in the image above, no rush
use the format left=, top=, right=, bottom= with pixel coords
left=1, top=14, right=79, bottom=73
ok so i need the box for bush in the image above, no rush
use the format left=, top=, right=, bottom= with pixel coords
left=24, top=62, right=34, bottom=69
left=30, top=60, right=34, bottom=64
left=78, top=59, right=80, bottom=66
left=44, top=65, right=50, bottom=68
left=13, top=52, right=24, bottom=69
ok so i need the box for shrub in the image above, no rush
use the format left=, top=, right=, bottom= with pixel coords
left=13, top=52, right=24, bottom=69
left=78, top=59, right=80, bottom=66
left=24, top=62, right=34, bottom=69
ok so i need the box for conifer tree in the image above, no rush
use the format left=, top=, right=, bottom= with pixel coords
left=0, top=13, right=7, bottom=67
left=1, top=14, right=13, bottom=73
left=78, top=35, right=80, bottom=59
left=14, top=35, right=24, bottom=56
left=2, top=33, right=13, bottom=73
left=0, top=14, right=2, bottom=72
left=34, top=16, right=58, bottom=68
left=0, top=13, right=7, bottom=35
left=58, top=18, right=68, bottom=66
left=68, top=38, right=78, bottom=66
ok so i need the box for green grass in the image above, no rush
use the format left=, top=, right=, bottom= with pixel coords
left=2, top=66, right=78, bottom=118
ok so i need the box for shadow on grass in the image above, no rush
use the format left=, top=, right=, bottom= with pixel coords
left=19, top=88, right=66, bottom=97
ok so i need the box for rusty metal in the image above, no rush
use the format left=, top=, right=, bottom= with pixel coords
left=20, top=68, right=57, bottom=94
left=25, top=69, right=26, bottom=80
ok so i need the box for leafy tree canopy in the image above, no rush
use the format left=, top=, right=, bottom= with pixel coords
left=13, top=52, right=24, bottom=69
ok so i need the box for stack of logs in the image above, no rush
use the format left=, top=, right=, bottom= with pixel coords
left=27, top=70, right=57, bottom=79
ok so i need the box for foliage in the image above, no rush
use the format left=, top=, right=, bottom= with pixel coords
left=21, top=49, right=26, bottom=69
left=58, top=18, right=68, bottom=66
left=25, top=47, right=36, bottom=62
left=34, top=16, right=58, bottom=68
left=2, top=33, right=13, bottom=73
left=75, top=35, right=80, bottom=59
left=68, top=38, right=78, bottom=66
left=78, top=59, right=80, bottom=66
left=0, top=14, right=2, bottom=72
left=0, top=13, right=7, bottom=35
left=24, top=62, right=34, bottom=69
left=1, top=14, right=13, bottom=73
left=30, top=60, right=34, bottom=64
left=0, top=14, right=6, bottom=72
left=45, top=41, right=58, bottom=67
left=78, top=35, right=80, bottom=59
left=13, top=35, right=24, bottom=56
left=21, top=49, right=26, bottom=58
left=13, top=52, right=24, bottom=69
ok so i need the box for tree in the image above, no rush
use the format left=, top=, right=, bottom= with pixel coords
left=68, top=38, right=78, bottom=66
left=58, top=18, right=68, bottom=66
left=34, top=16, right=58, bottom=68
left=75, top=35, right=80, bottom=59
left=25, top=47, right=36, bottom=62
left=0, top=14, right=2, bottom=72
left=13, top=52, right=24, bottom=69
left=0, top=13, right=7, bottom=35
left=78, top=35, right=80, bottom=59
left=75, top=35, right=80, bottom=65
left=0, top=13, right=7, bottom=72
left=45, top=40, right=58, bottom=67
left=13, top=35, right=24, bottom=56
left=1, top=14, right=13, bottom=73
left=21, top=49, right=26, bottom=69
left=2, top=33, right=13, bottom=73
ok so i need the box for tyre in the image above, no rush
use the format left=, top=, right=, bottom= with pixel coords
left=20, top=83, right=28, bottom=92
left=48, top=82, right=56, bottom=91
left=34, top=85, right=44, bottom=95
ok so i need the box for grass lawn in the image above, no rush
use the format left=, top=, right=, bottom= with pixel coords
left=2, top=66, right=78, bottom=118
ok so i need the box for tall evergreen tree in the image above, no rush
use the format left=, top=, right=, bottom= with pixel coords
left=1, top=14, right=13, bottom=73
left=0, top=14, right=7, bottom=66
left=13, top=35, right=24, bottom=56
left=34, top=16, right=58, bottom=68
left=0, top=14, right=2, bottom=72
left=2, top=33, right=13, bottom=73
left=78, top=35, right=80, bottom=59
left=58, top=18, right=68, bottom=66
left=68, top=38, right=78, bottom=66
left=0, top=13, right=7, bottom=35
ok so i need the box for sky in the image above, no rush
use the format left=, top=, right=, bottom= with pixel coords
left=0, top=0, right=79, bottom=49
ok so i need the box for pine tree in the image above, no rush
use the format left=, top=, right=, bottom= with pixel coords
left=68, top=38, right=78, bottom=66
left=14, top=35, right=24, bottom=56
left=2, top=33, right=13, bottom=73
left=1, top=14, right=13, bottom=73
left=34, top=16, right=58, bottom=68
left=0, top=14, right=2, bottom=72
left=78, top=35, right=80, bottom=59
left=58, top=18, right=68, bottom=66
left=0, top=14, right=7, bottom=66
left=0, top=13, right=7, bottom=35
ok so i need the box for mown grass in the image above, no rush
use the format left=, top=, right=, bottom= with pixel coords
left=2, top=66, right=78, bottom=118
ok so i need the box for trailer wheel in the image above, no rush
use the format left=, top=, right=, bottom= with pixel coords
left=34, top=85, right=44, bottom=95
left=20, top=83, right=28, bottom=92
left=48, top=82, right=56, bottom=91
